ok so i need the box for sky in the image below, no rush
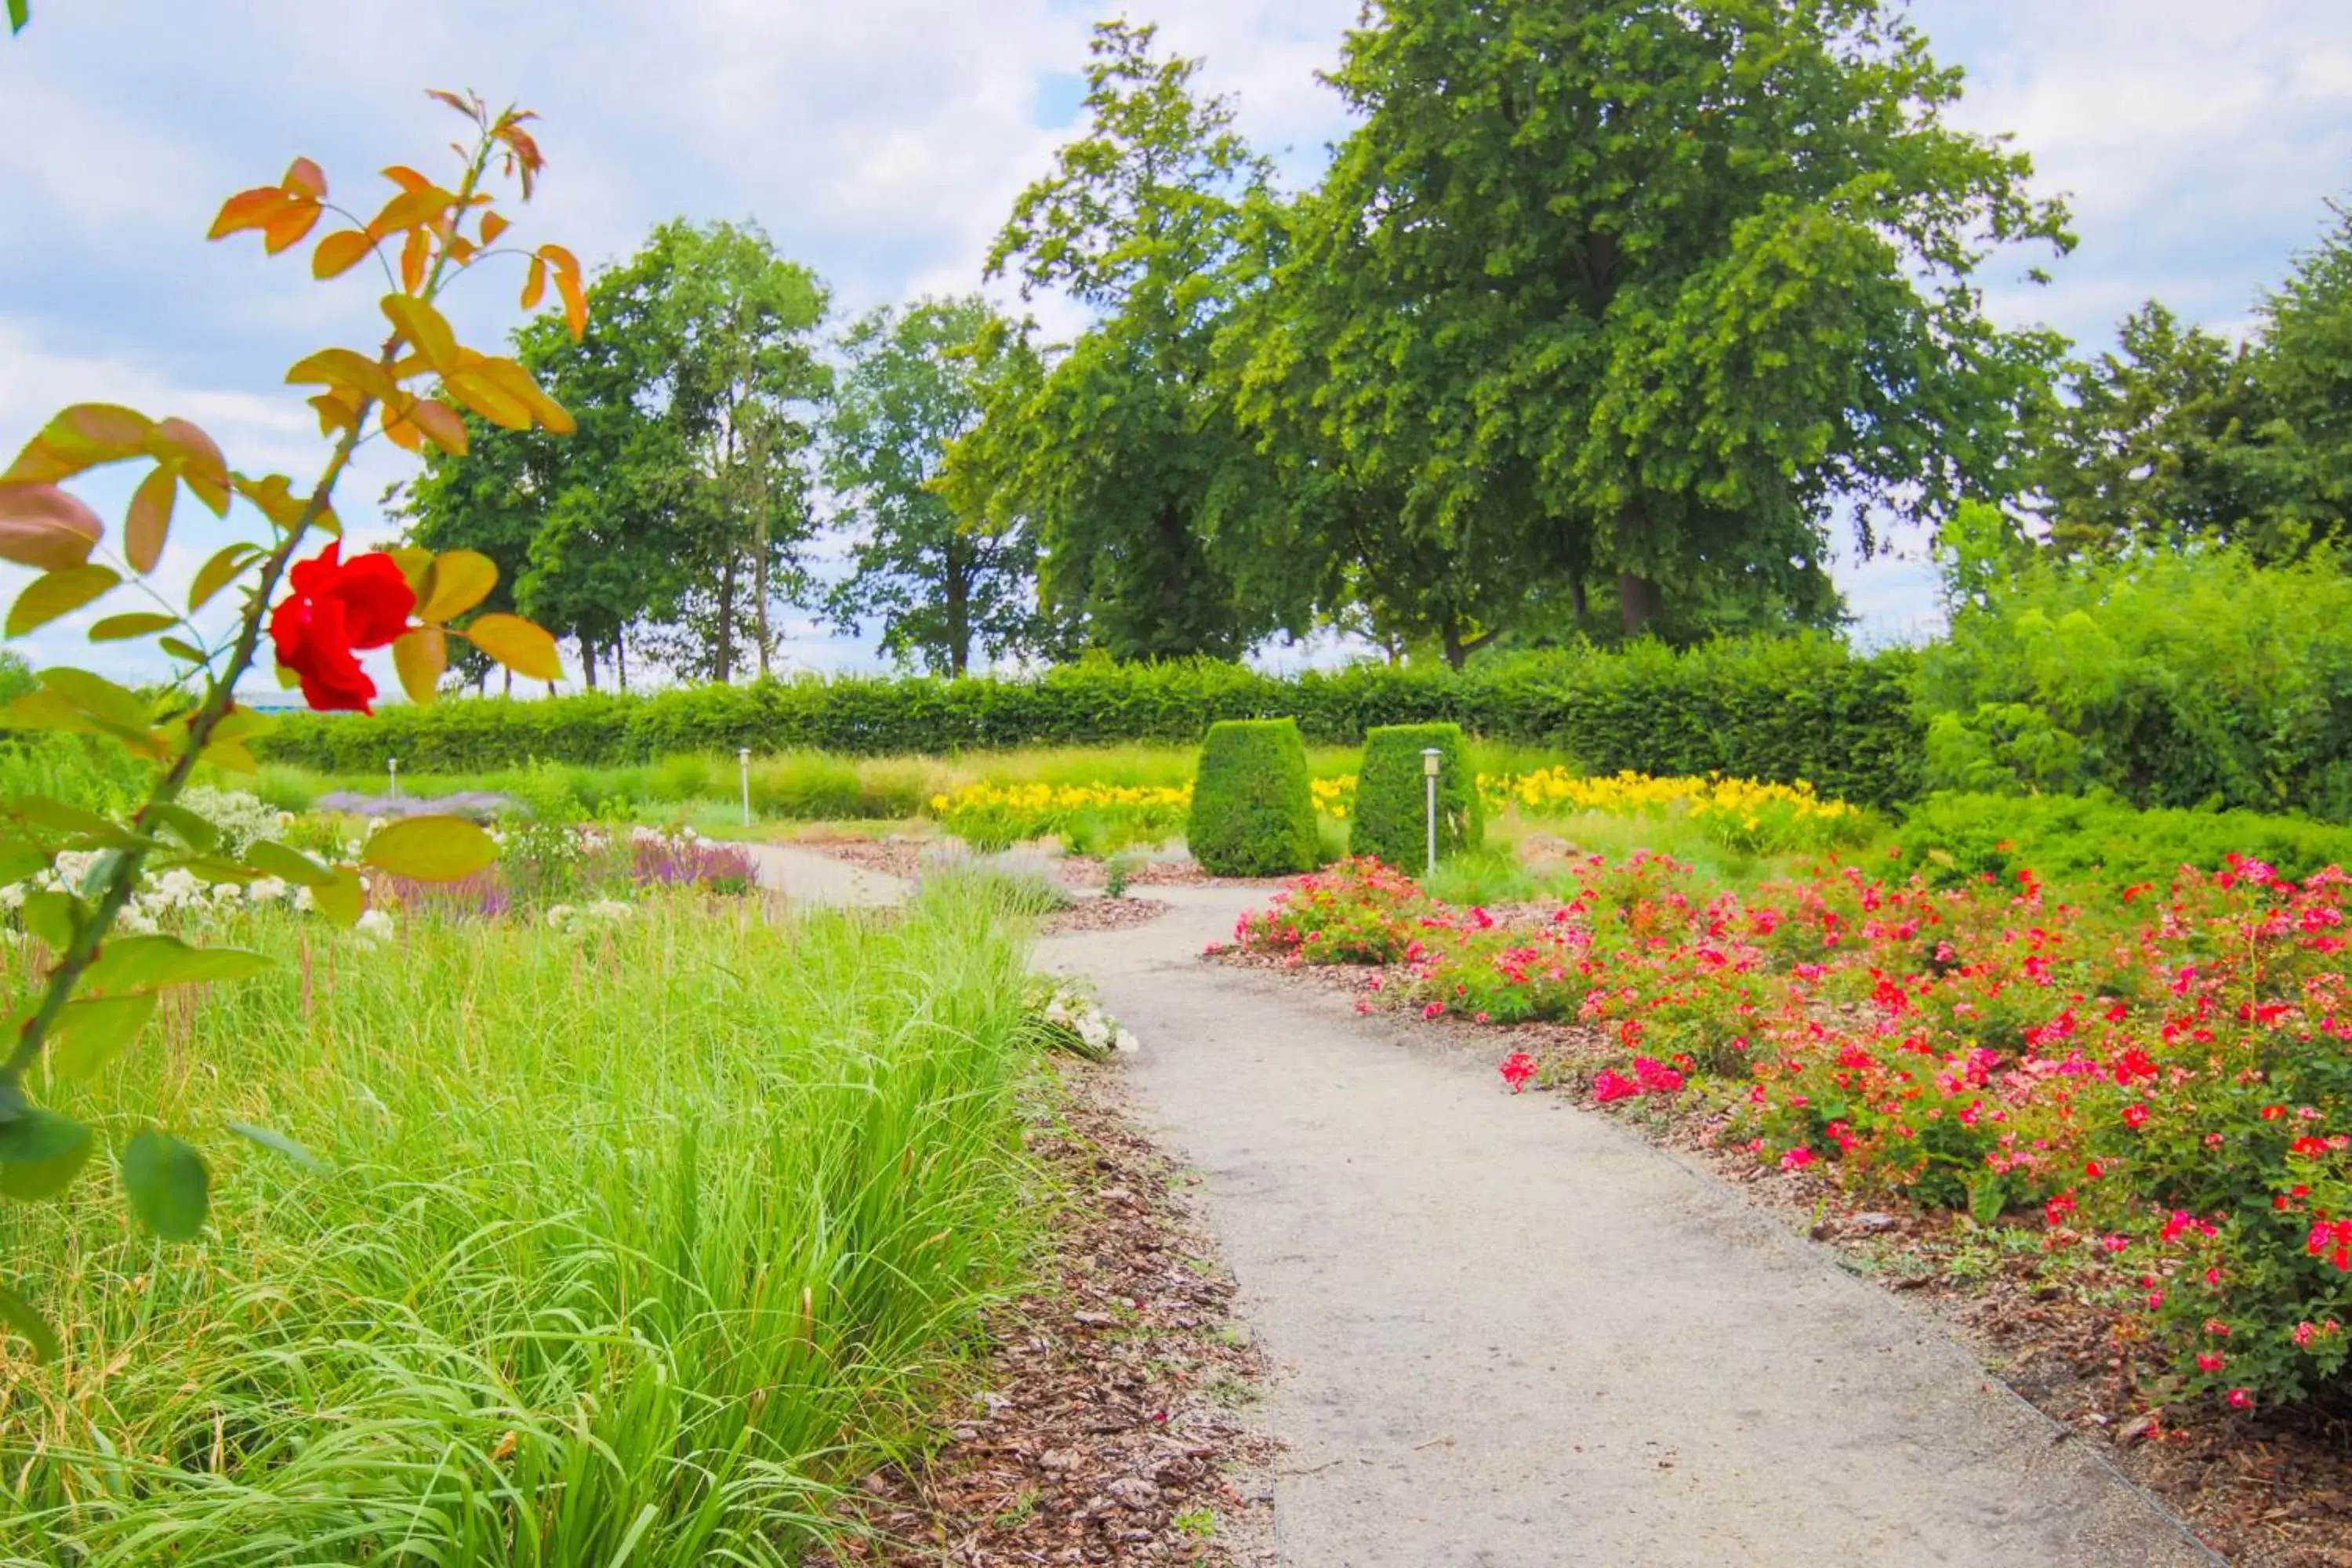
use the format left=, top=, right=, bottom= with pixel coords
left=1, top=0, right=2347, bottom=691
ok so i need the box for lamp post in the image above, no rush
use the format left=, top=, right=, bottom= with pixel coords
left=387, top=757, right=399, bottom=803
left=739, top=747, right=752, bottom=828
left=1421, top=746, right=1443, bottom=880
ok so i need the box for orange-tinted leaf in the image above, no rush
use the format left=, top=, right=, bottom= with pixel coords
left=521, top=255, right=546, bottom=310
left=555, top=267, right=586, bottom=340
left=380, top=296, right=459, bottom=371
left=281, top=157, right=327, bottom=199
left=379, top=397, right=426, bottom=455
left=384, top=546, right=434, bottom=594
left=445, top=235, right=477, bottom=267
left=401, top=227, right=428, bottom=293
left=60, top=405, right=154, bottom=456
left=463, top=613, right=563, bottom=681
left=407, top=397, right=468, bottom=456
left=418, top=550, right=496, bottom=622
left=368, top=186, right=455, bottom=240
left=0, top=484, right=101, bottom=569
left=187, top=543, right=262, bottom=612
left=307, top=390, right=361, bottom=438
left=478, top=211, right=510, bottom=246
left=207, top=187, right=284, bottom=240
left=232, top=474, right=306, bottom=530
left=424, top=87, right=477, bottom=119
left=148, top=419, right=229, bottom=516
left=380, top=164, right=433, bottom=195
left=310, top=229, right=375, bottom=280
left=536, top=242, right=579, bottom=278
left=125, top=465, right=174, bottom=574
left=262, top=201, right=322, bottom=255
left=285, top=347, right=396, bottom=401
left=478, top=359, right=575, bottom=436
left=441, top=369, right=532, bottom=430
left=392, top=626, right=447, bottom=704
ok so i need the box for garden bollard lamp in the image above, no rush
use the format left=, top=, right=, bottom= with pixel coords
left=739, top=748, right=752, bottom=827
left=1422, top=746, right=1443, bottom=880
left=387, top=757, right=399, bottom=802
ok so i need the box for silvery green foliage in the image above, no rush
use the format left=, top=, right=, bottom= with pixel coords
left=178, top=786, right=291, bottom=860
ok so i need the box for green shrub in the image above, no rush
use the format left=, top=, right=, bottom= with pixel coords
left=257, top=640, right=1926, bottom=808
left=1920, top=543, right=2352, bottom=818
left=1352, top=724, right=1483, bottom=870
left=1893, top=791, right=2352, bottom=890
left=1188, top=719, right=1318, bottom=877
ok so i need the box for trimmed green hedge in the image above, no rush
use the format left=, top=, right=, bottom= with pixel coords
left=258, top=637, right=1926, bottom=808
left=1352, top=724, right=1482, bottom=869
left=1892, top=792, right=2352, bottom=891
left=1188, top=720, right=1318, bottom=876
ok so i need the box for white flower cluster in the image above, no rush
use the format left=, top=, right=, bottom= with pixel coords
left=1039, top=985, right=1140, bottom=1057
left=544, top=899, right=633, bottom=933
left=177, top=786, right=294, bottom=859
left=0, top=851, right=381, bottom=938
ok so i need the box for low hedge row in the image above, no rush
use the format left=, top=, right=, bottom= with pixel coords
left=260, top=637, right=1925, bottom=808
left=1891, top=791, right=2352, bottom=891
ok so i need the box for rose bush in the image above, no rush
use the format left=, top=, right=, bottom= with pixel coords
left=1230, top=848, right=2352, bottom=1410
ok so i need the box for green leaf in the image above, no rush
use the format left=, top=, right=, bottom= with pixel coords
left=158, top=637, right=211, bottom=666
left=145, top=802, right=220, bottom=853
left=18, top=889, right=78, bottom=949
left=5, top=793, right=146, bottom=848
left=187, top=543, right=262, bottom=613
left=5, top=1, right=27, bottom=38
left=52, top=993, right=158, bottom=1080
left=38, top=667, right=153, bottom=737
left=88, top=612, right=180, bottom=643
left=226, top=1121, right=327, bottom=1172
left=0, top=1279, right=58, bottom=1363
left=0, top=839, right=51, bottom=884
left=120, top=1130, right=208, bottom=1241
left=310, top=865, right=365, bottom=927
left=0, top=1108, right=93, bottom=1200
left=361, top=815, right=497, bottom=881
left=82, top=935, right=273, bottom=994
left=8, top=564, right=120, bottom=637
left=245, top=840, right=335, bottom=888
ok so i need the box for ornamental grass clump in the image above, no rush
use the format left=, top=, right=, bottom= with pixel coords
left=1188, top=718, right=1318, bottom=877
left=1, top=884, right=1047, bottom=1562
left=1349, top=723, right=1482, bottom=869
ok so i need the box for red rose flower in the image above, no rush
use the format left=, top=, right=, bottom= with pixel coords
left=269, top=543, right=416, bottom=713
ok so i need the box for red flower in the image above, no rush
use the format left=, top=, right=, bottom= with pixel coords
left=1498, top=1051, right=1537, bottom=1094
left=269, top=543, right=416, bottom=713
left=1591, top=1069, right=1639, bottom=1104
left=2227, top=1388, right=2254, bottom=1410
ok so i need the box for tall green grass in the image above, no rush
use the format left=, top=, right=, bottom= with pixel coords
left=1, top=884, right=1045, bottom=1565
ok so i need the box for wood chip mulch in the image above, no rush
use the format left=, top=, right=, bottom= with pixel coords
left=1211, top=938, right=2352, bottom=1568
left=818, top=1059, right=1276, bottom=1566
left=1040, top=898, right=1176, bottom=937
left=789, top=836, right=1276, bottom=893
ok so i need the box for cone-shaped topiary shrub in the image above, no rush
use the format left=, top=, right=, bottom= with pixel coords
left=1350, top=722, right=1483, bottom=871
left=1188, top=718, right=1319, bottom=876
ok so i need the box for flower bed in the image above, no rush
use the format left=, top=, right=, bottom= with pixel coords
left=1228, top=852, right=2352, bottom=1411
left=927, top=781, right=1192, bottom=852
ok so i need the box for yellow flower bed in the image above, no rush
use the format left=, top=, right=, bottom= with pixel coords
left=928, top=781, right=1192, bottom=852
left=1476, top=768, right=1871, bottom=853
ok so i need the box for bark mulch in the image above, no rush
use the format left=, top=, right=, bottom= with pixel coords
left=1214, top=942, right=2352, bottom=1568
left=1040, top=898, right=1175, bottom=938
left=820, top=1059, right=1275, bottom=1566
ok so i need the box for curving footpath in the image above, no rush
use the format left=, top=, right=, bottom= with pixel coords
left=758, top=848, right=2221, bottom=1566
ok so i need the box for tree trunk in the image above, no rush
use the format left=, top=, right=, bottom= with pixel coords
left=1441, top=622, right=1468, bottom=672
left=1619, top=571, right=1664, bottom=637
left=715, top=554, right=737, bottom=683
left=580, top=638, right=599, bottom=691
left=616, top=639, right=627, bottom=693
left=753, top=454, right=772, bottom=681
left=944, top=535, right=971, bottom=677
left=1570, top=575, right=1588, bottom=621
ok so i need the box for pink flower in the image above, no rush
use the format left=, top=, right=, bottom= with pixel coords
left=1499, top=1051, right=1537, bottom=1094
left=1780, top=1146, right=1817, bottom=1173
left=1632, top=1056, right=1686, bottom=1095
left=1421, top=1002, right=1444, bottom=1021
left=2196, top=1351, right=2226, bottom=1374
left=2227, top=1388, right=2254, bottom=1410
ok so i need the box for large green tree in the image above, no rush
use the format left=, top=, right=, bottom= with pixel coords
left=2025, top=302, right=2262, bottom=558
left=950, top=20, right=1290, bottom=661
left=401, top=220, right=826, bottom=688
left=1244, top=0, right=2073, bottom=637
left=824, top=297, right=1042, bottom=675
left=2240, top=205, right=2352, bottom=557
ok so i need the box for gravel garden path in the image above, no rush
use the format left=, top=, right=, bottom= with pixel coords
left=755, top=848, right=2221, bottom=1566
